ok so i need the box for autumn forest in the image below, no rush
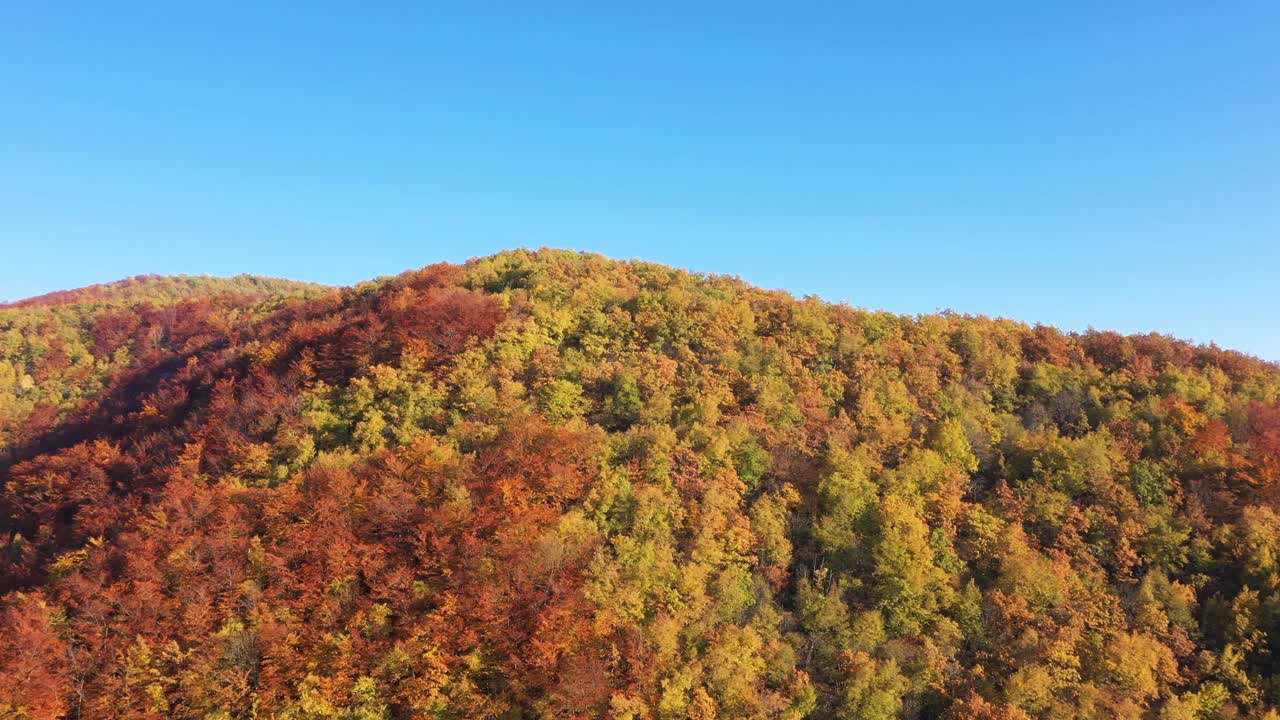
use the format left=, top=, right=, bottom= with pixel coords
left=3, top=249, right=1280, bottom=720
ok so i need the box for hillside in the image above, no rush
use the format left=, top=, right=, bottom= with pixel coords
left=3, top=249, right=1279, bottom=719
left=0, top=275, right=333, bottom=458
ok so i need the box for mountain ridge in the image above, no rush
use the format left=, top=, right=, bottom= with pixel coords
left=8, top=255, right=1269, bottom=364
left=1, top=273, right=331, bottom=309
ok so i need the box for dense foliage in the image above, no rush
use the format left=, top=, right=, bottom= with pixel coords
left=0, top=274, right=329, bottom=460
left=3, top=249, right=1279, bottom=719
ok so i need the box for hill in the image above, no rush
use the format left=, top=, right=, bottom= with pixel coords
left=0, top=274, right=333, bottom=458
left=1, top=274, right=327, bottom=310
left=2, top=249, right=1279, bottom=719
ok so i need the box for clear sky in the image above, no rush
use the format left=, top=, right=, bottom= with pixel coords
left=3, top=3, right=1278, bottom=359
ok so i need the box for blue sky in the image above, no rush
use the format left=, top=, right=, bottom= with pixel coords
left=3, top=3, right=1278, bottom=359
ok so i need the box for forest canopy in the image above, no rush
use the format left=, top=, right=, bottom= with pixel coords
left=3, top=249, right=1279, bottom=719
